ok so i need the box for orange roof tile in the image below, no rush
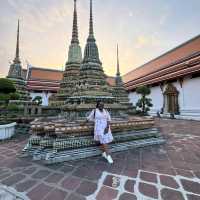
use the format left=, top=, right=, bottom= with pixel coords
left=29, top=67, right=63, bottom=81
left=26, top=66, right=117, bottom=92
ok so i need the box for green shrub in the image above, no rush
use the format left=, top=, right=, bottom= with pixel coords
left=136, top=85, right=153, bottom=115
left=7, top=104, right=19, bottom=112
left=9, top=92, right=20, bottom=100
left=0, top=93, right=10, bottom=104
left=0, top=78, right=16, bottom=94
left=33, top=96, right=42, bottom=105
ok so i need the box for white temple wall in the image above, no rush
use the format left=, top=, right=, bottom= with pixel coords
left=178, top=76, right=200, bottom=120
left=128, top=86, right=164, bottom=114
left=30, top=91, right=53, bottom=106
left=128, top=76, right=200, bottom=120
left=128, top=92, right=140, bottom=106
left=148, top=86, right=164, bottom=115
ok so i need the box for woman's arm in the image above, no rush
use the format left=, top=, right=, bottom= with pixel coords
left=86, top=109, right=95, bottom=122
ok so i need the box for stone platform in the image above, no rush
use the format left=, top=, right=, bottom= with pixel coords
left=23, top=117, right=165, bottom=164
left=0, top=118, right=200, bottom=199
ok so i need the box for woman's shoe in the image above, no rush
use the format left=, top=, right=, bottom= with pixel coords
left=102, top=152, right=107, bottom=159
left=106, top=155, right=113, bottom=164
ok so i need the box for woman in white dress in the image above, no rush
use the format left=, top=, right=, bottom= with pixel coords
left=87, top=101, right=114, bottom=164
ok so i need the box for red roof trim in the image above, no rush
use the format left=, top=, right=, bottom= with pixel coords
left=125, top=53, right=200, bottom=88
left=126, top=63, right=200, bottom=90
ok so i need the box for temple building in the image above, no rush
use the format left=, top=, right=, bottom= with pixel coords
left=7, top=20, right=29, bottom=101
left=26, top=65, right=62, bottom=106
left=7, top=2, right=200, bottom=121
left=123, top=35, right=200, bottom=120
left=17, top=64, right=115, bottom=107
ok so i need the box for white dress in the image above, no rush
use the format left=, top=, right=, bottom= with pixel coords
left=87, top=108, right=114, bottom=144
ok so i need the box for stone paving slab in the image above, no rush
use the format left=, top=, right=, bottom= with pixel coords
left=0, top=118, right=200, bottom=199
left=0, top=184, right=29, bottom=200
left=87, top=170, right=200, bottom=200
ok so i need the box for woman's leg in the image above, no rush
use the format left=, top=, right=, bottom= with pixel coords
left=100, top=144, right=109, bottom=155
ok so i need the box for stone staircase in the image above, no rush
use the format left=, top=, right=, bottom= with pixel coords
left=23, top=127, right=165, bottom=164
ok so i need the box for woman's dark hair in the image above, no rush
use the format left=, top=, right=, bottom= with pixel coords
left=96, top=100, right=103, bottom=108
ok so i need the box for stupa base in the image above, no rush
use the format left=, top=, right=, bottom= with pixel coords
left=23, top=127, right=165, bottom=164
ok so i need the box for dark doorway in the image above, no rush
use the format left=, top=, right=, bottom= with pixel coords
left=164, top=83, right=179, bottom=114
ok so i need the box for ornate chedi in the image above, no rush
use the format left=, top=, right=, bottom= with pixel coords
left=23, top=0, right=165, bottom=164
left=49, top=0, right=82, bottom=106
left=7, top=20, right=29, bottom=101
left=112, top=45, right=131, bottom=107
left=62, top=0, right=127, bottom=120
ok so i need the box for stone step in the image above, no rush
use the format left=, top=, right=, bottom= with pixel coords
left=28, top=128, right=159, bottom=150
left=29, top=137, right=165, bottom=164
left=53, top=128, right=159, bottom=150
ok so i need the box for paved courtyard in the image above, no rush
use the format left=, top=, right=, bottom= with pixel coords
left=0, top=118, right=200, bottom=200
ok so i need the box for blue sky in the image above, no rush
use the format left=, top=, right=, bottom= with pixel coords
left=0, top=0, right=200, bottom=77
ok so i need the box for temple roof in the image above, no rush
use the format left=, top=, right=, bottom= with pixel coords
left=27, top=66, right=63, bottom=81
left=26, top=66, right=63, bottom=92
left=123, top=35, right=200, bottom=91
left=24, top=65, right=115, bottom=92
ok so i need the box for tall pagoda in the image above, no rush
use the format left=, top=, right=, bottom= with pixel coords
left=63, top=0, right=128, bottom=119
left=50, top=0, right=82, bottom=106
left=75, top=0, right=112, bottom=98
left=7, top=20, right=29, bottom=101
left=50, top=0, right=132, bottom=119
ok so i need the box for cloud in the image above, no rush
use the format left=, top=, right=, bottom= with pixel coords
left=128, top=11, right=133, bottom=17
left=159, top=14, right=168, bottom=25
left=135, top=35, right=162, bottom=49
left=6, top=0, right=73, bottom=33
left=0, top=0, right=199, bottom=78
left=7, top=0, right=18, bottom=10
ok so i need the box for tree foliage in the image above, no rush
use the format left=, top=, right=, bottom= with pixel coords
left=9, top=92, right=20, bottom=100
left=0, top=78, right=16, bottom=94
left=7, top=104, right=19, bottom=112
left=136, top=86, right=153, bottom=115
left=0, top=78, right=20, bottom=106
left=0, top=93, right=9, bottom=101
left=33, top=96, right=42, bottom=105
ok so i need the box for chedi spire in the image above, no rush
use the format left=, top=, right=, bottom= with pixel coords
left=71, top=0, right=79, bottom=44
left=89, top=0, right=94, bottom=39
left=7, top=19, right=23, bottom=79
left=116, top=44, right=120, bottom=77
left=83, top=0, right=101, bottom=64
left=67, top=0, right=82, bottom=64
left=115, top=44, right=123, bottom=86
left=14, top=19, right=20, bottom=64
